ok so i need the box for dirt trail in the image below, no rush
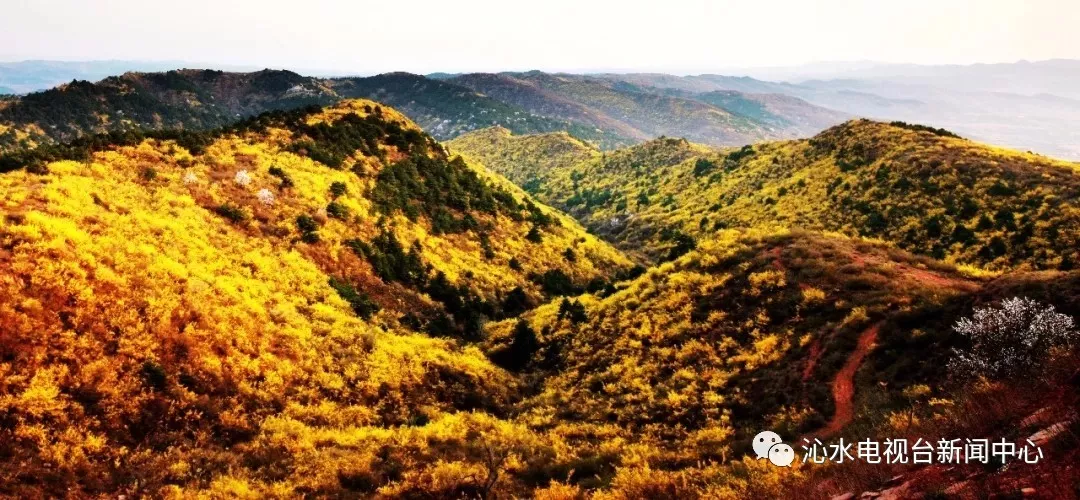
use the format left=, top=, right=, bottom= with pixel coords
left=818, top=323, right=880, bottom=437
left=848, top=252, right=978, bottom=292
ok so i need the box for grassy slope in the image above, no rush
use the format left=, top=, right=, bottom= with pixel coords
left=446, top=126, right=601, bottom=187
left=451, top=120, right=1080, bottom=270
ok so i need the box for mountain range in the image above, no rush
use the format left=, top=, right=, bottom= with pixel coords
left=596, top=69, right=1080, bottom=160
left=723, top=59, right=1080, bottom=99
left=5, top=61, right=1080, bottom=160
left=0, top=67, right=847, bottom=155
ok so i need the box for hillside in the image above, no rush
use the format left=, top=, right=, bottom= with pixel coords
left=444, top=126, right=601, bottom=188
left=488, top=228, right=1071, bottom=468
left=501, top=230, right=1075, bottom=496
left=0, top=98, right=639, bottom=496
left=450, top=120, right=1080, bottom=270
left=2, top=69, right=1079, bottom=498
left=2, top=93, right=1078, bottom=498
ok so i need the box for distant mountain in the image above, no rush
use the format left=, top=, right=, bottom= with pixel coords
left=726, top=59, right=1080, bottom=99
left=0, top=69, right=635, bottom=154
left=582, top=72, right=851, bottom=136
left=673, top=90, right=849, bottom=136
left=595, top=72, right=795, bottom=95
left=5, top=64, right=1080, bottom=161
left=1, top=68, right=851, bottom=157
left=446, top=73, right=647, bottom=148
left=0, top=69, right=338, bottom=152
left=328, top=72, right=628, bottom=147
left=595, top=70, right=1080, bottom=160
left=453, top=72, right=785, bottom=146
left=790, top=79, right=1080, bottom=160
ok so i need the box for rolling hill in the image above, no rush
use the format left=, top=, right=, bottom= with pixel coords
left=444, top=126, right=601, bottom=188
left=450, top=120, right=1080, bottom=270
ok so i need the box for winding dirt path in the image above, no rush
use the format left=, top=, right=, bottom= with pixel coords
left=818, top=323, right=880, bottom=437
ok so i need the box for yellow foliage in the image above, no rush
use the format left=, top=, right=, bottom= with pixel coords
left=801, top=286, right=827, bottom=304
left=0, top=99, right=633, bottom=496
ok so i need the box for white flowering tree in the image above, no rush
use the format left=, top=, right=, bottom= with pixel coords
left=234, top=170, right=252, bottom=187
left=950, top=297, right=1076, bottom=379
left=256, top=188, right=275, bottom=206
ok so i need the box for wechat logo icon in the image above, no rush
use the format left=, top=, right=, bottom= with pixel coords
left=753, top=430, right=794, bottom=467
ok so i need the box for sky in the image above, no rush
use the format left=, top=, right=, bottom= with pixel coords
left=2, top=0, right=1078, bottom=74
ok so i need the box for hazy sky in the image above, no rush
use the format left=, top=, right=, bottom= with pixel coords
left=2, top=0, right=1078, bottom=74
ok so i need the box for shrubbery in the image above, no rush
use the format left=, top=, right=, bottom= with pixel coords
left=214, top=204, right=248, bottom=224
left=326, top=201, right=349, bottom=219
left=491, top=319, right=540, bottom=372
left=329, top=277, right=380, bottom=319
left=296, top=215, right=320, bottom=243
left=950, top=297, right=1076, bottom=379
left=889, top=120, right=961, bottom=138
